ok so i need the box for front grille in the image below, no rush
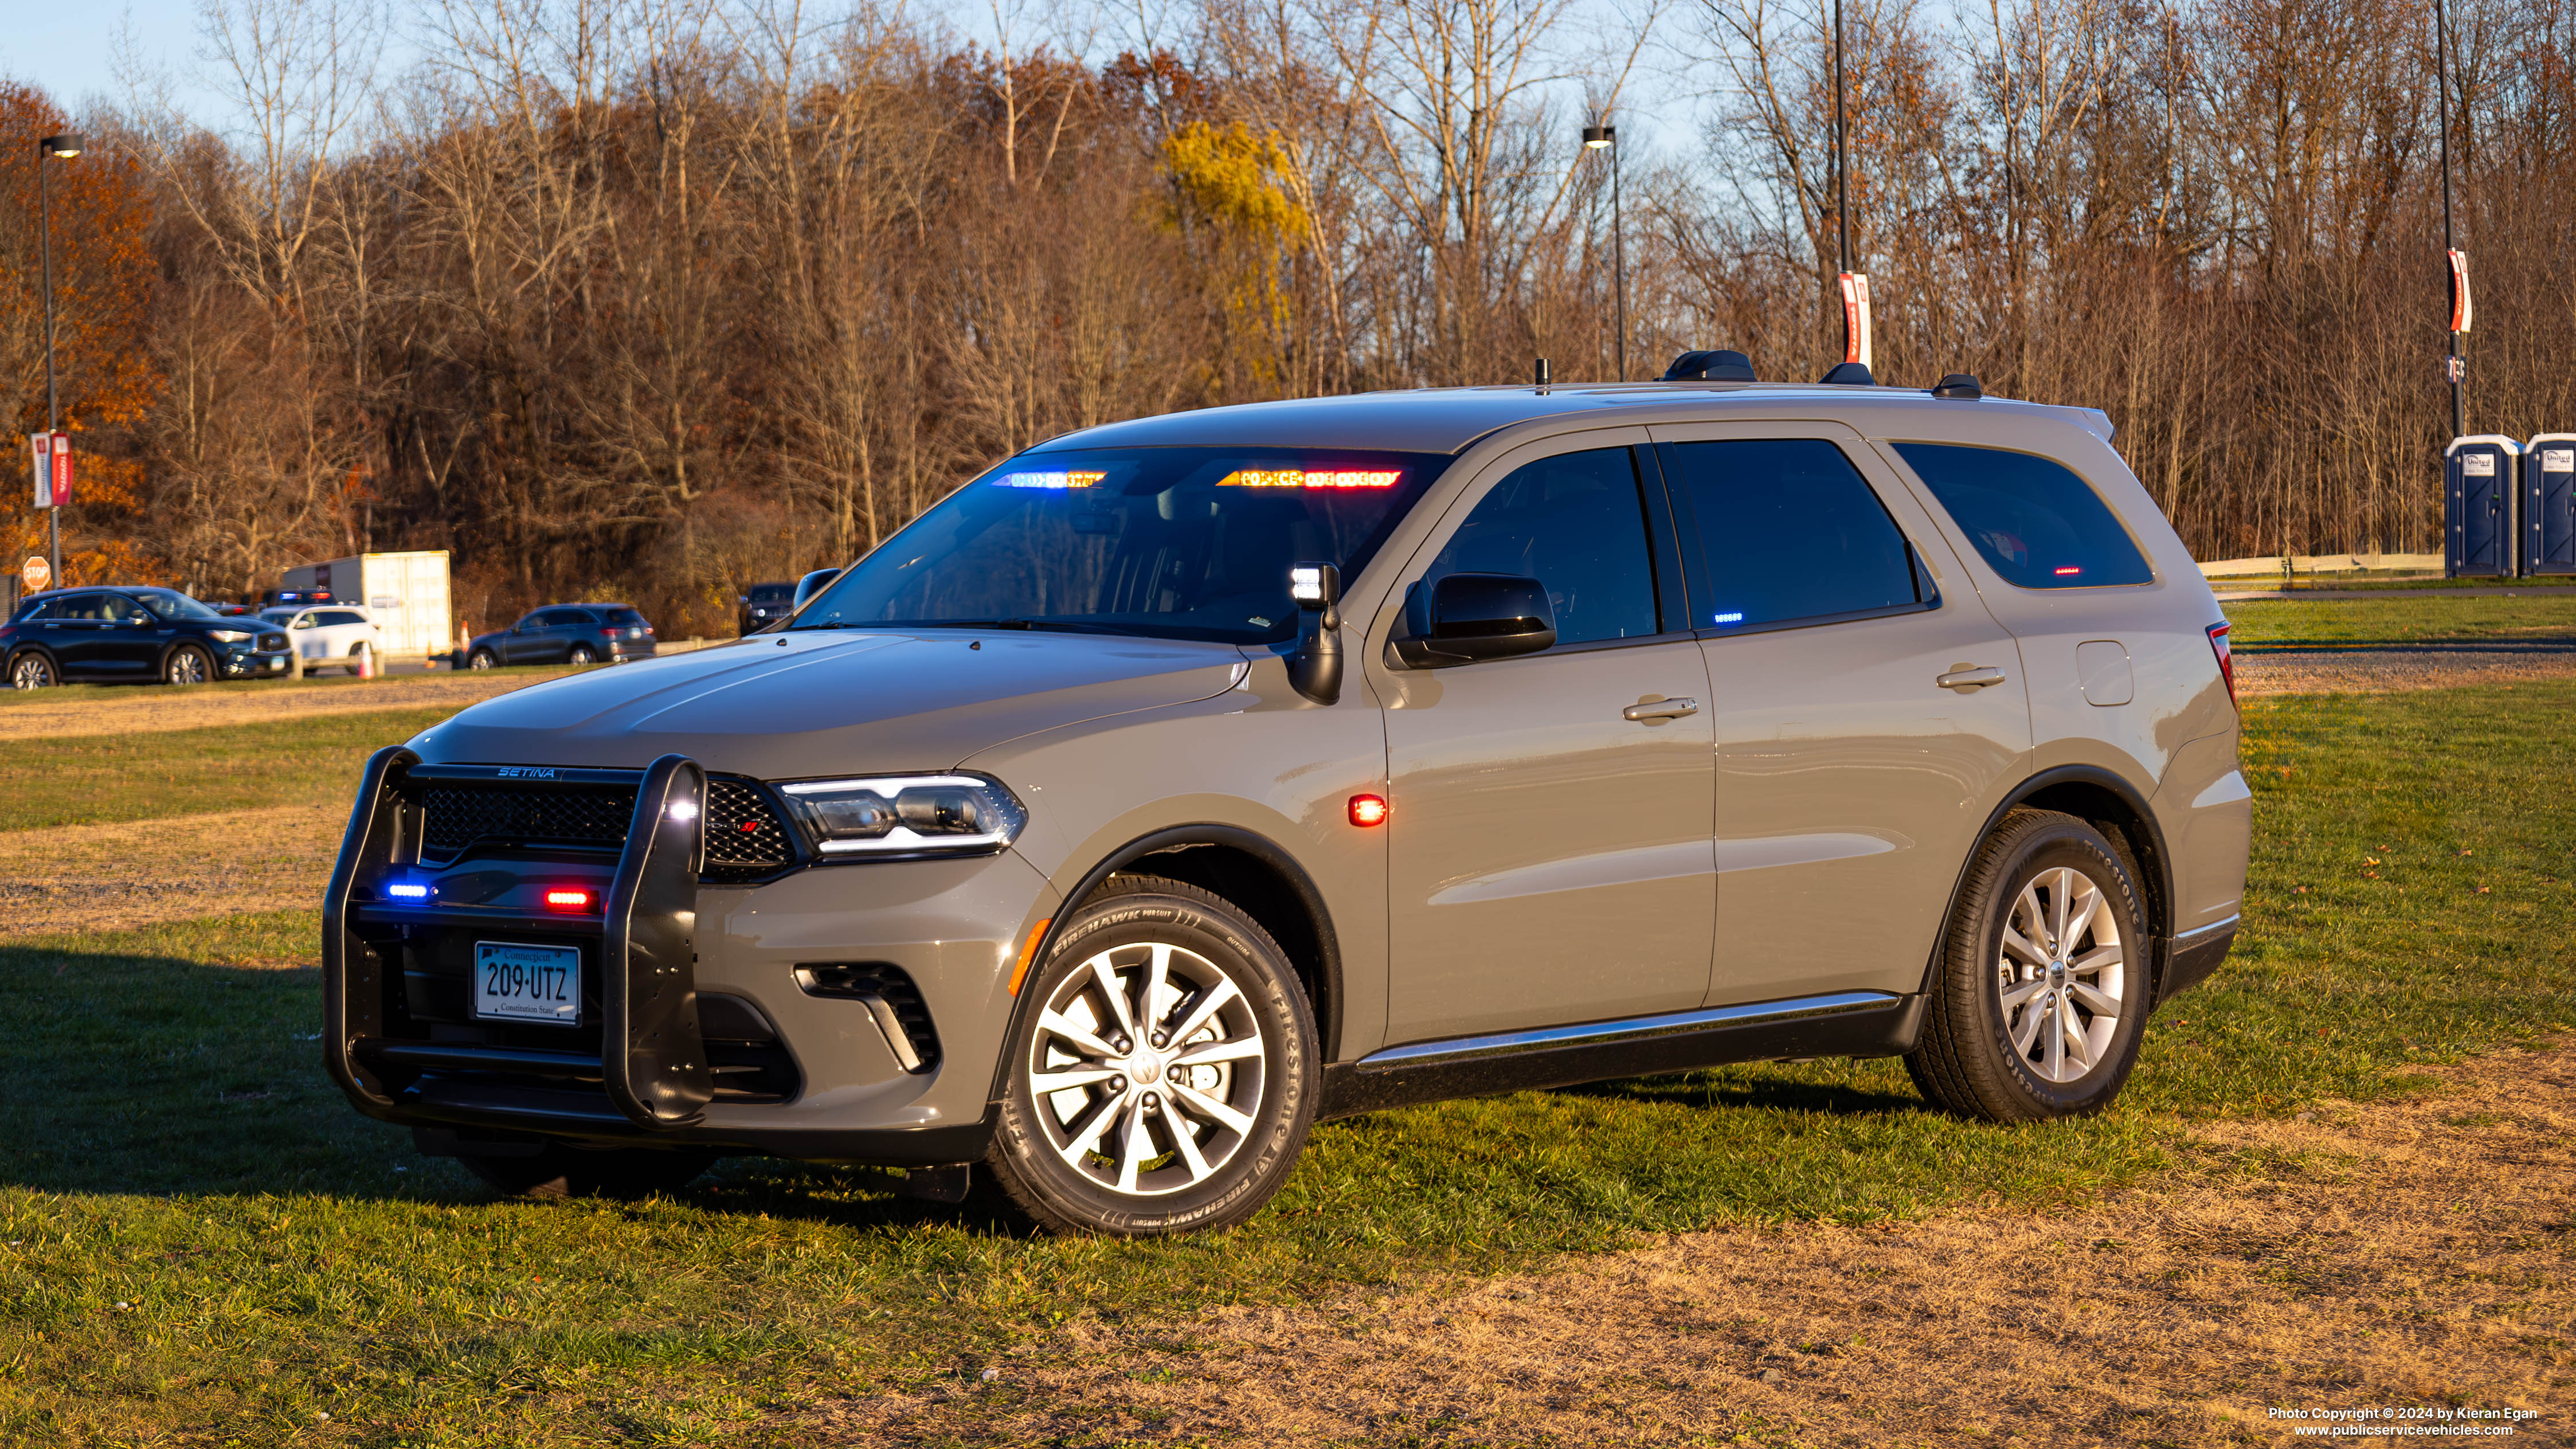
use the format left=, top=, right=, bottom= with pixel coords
left=259, top=631, right=288, bottom=650
left=421, top=784, right=636, bottom=856
left=704, top=779, right=794, bottom=880
left=415, top=775, right=797, bottom=881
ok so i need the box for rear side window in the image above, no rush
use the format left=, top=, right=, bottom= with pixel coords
left=1659, top=439, right=1924, bottom=630
left=1422, top=447, right=1661, bottom=645
left=602, top=608, right=646, bottom=626
left=1893, top=442, right=2153, bottom=589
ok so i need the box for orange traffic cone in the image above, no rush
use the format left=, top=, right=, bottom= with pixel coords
left=358, top=645, right=374, bottom=680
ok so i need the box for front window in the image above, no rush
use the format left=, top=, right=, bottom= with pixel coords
left=135, top=590, right=224, bottom=621
left=792, top=446, right=1451, bottom=644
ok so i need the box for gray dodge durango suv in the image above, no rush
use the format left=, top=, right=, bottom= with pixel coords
left=324, top=371, right=2250, bottom=1235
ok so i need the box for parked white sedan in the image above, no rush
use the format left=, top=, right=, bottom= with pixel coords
left=259, top=605, right=384, bottom=675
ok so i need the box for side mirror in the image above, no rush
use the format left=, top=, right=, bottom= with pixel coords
left=1286, top=562, right=1342, bottom=705
left=1395, top=573, right=1557, bottom=667
left=791, top=568, right=843, bottom=612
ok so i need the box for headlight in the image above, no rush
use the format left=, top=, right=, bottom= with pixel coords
left=208, top=628, right=255, bottom=643
left=777, top=774, right=1027, bottom=856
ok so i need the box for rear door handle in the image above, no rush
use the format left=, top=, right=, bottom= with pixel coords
left=1623, top=696, right=1699, bottom=722
left=1937, top=665, right=2009, bottom=691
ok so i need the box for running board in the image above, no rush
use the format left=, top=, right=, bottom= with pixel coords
left=1317, top=991, right=1925, bottom=1119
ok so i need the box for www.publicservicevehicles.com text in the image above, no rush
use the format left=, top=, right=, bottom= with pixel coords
left=2273, top=1405, right=2539, bottom=1437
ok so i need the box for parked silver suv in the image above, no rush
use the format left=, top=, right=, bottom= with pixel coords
left=324, top=371, right=2250, bottom=1235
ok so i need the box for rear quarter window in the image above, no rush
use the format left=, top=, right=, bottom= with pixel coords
left=602, top=608, right=647, bottom=626
left=1892, top=442, right=2154, bottom=589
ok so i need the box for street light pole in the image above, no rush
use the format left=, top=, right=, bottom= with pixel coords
left=35, top=132, right=83, bottom=588
left=2432, top=0, right=2466, bottom=439
left=1583, top=123, right=1624, bottom=382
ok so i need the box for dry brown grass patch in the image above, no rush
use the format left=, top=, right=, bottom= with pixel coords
left=0, top=804, right=341, bottom=937
left=805, top=1045, right=2576, bottom=1447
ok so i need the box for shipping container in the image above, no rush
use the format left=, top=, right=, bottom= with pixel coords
left=279, top=552, right=453, bottom=657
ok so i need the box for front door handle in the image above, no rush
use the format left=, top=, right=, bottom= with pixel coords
left=1623, top=696, right=1700, bottom=722
left=1937, top=664, right=2009, bottom=691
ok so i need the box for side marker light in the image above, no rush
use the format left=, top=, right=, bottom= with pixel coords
left=1349, top=794, right=1390, bottom=827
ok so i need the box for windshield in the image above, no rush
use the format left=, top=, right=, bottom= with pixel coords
left=747, top=585, right=793, bottom=604
left=792, top=446, right=1451, bottom=644
left=138, top=590, right=222, bottom=621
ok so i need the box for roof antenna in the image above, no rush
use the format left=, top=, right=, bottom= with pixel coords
left=1819, top=0, right=1876, bottom=387
left=1534, top=357, right=1551, bottom=393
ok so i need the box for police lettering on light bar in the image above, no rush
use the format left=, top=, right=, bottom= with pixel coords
left=1217, top=469, right=1400, bottom=488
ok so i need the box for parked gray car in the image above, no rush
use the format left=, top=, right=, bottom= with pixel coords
left=324, top=369, right=2250, bottom=1235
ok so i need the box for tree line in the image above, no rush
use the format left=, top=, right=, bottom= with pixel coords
left=2, top=0, right=2570, bottom=635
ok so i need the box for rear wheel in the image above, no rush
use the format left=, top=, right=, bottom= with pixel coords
left=1906, top=808, right=2148, bottom=1122
left=457, top=1144, right=715, bottom=1200
left=8, top=651, right=54, bottom=690
left=164, top=644, right=214, bottom=686
left=985, top=876, right=1318, bottom=1236
left=467, top=648, right=497, bottom=670
left=567, top=644, right=597, bottom=665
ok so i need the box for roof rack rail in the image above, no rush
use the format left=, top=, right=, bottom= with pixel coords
left=1660, top=349, right=1756, bottom=382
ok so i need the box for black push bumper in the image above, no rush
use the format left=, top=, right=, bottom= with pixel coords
left=320, top=746, right=993, bottom=1165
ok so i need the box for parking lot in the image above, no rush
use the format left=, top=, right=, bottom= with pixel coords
left=1, top=600, right=2570, bottom=1446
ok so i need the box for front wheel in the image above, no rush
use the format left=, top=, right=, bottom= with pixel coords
left=985, top=876, right=1318, bottom=1236
left=164, top=644, right=214, bottom=686
left=9, top=651, right=56, bottom=689
left=1905, top=808, right=2149, bottom=1122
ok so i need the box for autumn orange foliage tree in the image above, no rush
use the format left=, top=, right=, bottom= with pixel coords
left=0, top=83, right=160, bottom=590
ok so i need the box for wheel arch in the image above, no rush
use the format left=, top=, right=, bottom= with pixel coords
left=1918, top=765, right=2176, bottom=1000
left=983, top=823, right=1344, bottom=1107
left=6, top=644, right=61, bottom=683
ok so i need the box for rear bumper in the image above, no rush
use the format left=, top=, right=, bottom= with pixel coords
left=322, top=747, right=1040, bottom=1165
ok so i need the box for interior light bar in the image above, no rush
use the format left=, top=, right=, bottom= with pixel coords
left=993, top=471, right=1106, bottom=489
left=1218, top=469, right=1400, bottom=488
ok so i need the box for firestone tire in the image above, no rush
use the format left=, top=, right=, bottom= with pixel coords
left=1905, top=808, right=2151, bottom=1123
left=985, top=875, right=1318, bottom=1237
left=456, top=1144, right=716, bottom=1200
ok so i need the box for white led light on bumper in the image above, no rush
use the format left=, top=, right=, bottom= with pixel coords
left=777, top=774, right=1028, bottom=856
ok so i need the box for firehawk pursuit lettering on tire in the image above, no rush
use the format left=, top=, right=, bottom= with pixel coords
left=324, top=367, right=2249, bottom=1236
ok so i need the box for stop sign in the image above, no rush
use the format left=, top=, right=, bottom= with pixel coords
left=20, top=555, right=49, bottom=593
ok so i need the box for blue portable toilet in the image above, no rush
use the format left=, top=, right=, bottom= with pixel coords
left=2447, top=436, right=2522, bottom=577
left=2525, top=434, right=2576, bottom=576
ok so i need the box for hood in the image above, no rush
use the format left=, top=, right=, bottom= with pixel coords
left=411, top=629, right=1250, bottom=776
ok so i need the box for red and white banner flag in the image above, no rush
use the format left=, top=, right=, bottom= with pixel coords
left=49, top=432, right=71, bottom=508
left=2448, top=249, right=2473, bottom=334
left=1839, top=272, right=1874, bottom=366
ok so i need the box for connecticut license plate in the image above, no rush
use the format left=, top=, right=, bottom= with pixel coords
left=474, top=941, right=581, bottom=1025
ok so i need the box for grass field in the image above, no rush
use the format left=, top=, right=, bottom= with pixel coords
left=3, top=620, right=2575, bottom=1444
left=2223, top=590, right=2576, bottom=647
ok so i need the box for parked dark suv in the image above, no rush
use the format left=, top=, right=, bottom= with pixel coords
left=737, top=583, right=794, bottom=636
left=463, top=604, right=657, bottom=669
left=4, top=587, right=293, bottom=687
left=326, top=372, right=2248, bottom=1235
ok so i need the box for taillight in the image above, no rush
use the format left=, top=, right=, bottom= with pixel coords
left=2206, top=622, right=2236, bottom=710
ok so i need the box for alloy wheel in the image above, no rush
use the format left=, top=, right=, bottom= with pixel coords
left=1995, top=863, right=2127, bottom=1084
left=165, top=648, right=211, bottom=686
left=9, top=654, right=53, bottom=689
left=1025, top=941, right=1267, bottom=1198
